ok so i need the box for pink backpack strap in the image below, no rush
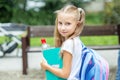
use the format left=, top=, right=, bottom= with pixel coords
left=102, top=58, right=109, bottom=80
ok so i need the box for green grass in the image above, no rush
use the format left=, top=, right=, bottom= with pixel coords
left=0, top=36, right=118, bottom=46
left=30, top=37, right=54, bottom=47
left=80, top=36, right=118, bottom=46
left=0, top=36, right=118, bottom=47
left=30, top=36, right=118, bottom=47
left=0, top=37, right=7, bottom=44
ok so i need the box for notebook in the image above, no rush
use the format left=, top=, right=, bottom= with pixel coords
left=43, top=48, right=66, bottom=80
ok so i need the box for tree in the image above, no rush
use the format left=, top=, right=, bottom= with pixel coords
left=104, top=0, right=120, bottom=24
left=0, top=0, right=13, bottom=22
left=40, top=0, right=85, bottom=25
left=0, top=0, right=86, bottom=25
left=111, top=0, right=120, bottom=24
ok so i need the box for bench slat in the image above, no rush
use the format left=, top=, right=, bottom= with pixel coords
left=26, top=45, right=120, bottom=53
left=30, top=25, right=117, bottom=37
left=81, top=25, right=117, bottom=36
left=89, top=45, right=120, bottom=50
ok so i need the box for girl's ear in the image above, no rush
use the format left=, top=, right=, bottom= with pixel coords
left=77, top=21, right=81, bottom=27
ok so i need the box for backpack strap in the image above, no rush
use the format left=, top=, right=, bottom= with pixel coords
left=79, top=41, right=97, bottom=80
left=79, top=41, right=102, bottom=80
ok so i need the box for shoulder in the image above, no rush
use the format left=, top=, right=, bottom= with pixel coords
left=61, top=38, right=73, bottom=54
left=63, top=37, right=80, bottom=46
left=64, top=39, right=73, bottom=45
left=62, top=38, right=73, bottom=50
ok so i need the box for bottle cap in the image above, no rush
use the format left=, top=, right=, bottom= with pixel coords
left=41, top=38, right=46, bottom=44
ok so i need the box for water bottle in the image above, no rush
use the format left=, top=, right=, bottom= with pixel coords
left=41, top=38, right=50, bottom=51
left=40, top=38, right=49, bottom=63
left=41, top=38, right=60, bottom=69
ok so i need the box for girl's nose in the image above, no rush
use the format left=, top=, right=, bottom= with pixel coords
left=61, top=25, right=66, bottom=31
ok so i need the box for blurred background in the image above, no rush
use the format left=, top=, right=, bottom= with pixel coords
left=0, top=0, right=120, bottom=80
left=0, top=0, right=120, bottom=25
left=1, top=0, right=120, bottom=47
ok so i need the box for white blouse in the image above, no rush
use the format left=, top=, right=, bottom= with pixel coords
left=61, top=36, right=82, bottom=80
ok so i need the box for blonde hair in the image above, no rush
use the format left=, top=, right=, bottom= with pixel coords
left=54, top=4, right=85, bottom=47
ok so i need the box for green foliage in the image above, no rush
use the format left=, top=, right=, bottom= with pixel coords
left=65, top=0, right=84, bottom=7
left=0, top=0, right=13, bottom=22
left=104, top=0, right=120, bottom=24
left=111, top=0, right=120, bottom=24
left=41, top=0, right=64, bottom=11
left=0, top=0, right=86, bottom=25
left=86, top=12, right=104, bottom=25
left=11, top=10, right=55, bottom=25
left=0, top=0, right=105, bottom=25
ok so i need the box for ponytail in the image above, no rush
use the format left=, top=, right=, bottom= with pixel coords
left=78, top=8, right=85, bottom=23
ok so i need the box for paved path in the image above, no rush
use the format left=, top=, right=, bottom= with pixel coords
left=0, top=48, right=119, bottom=80
left=0, top=49, right=119, bottom=71
left=0, top=49, right=42, bottom=71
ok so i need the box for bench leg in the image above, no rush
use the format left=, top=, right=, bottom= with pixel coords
left=22, top=37, right=28, bottom=75
left=116, top=50, right=120, bottom=80
left=22, top=51, right=28, bottom=75
left=25, top=52, right=28, bottom=70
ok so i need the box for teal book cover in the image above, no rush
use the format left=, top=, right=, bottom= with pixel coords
left=43, top=48, right=66, bottom=80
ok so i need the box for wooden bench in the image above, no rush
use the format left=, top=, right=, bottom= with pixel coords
left=21, top=25, right=120, bottom=74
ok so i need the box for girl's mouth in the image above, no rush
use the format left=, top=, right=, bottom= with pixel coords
left=61, top=32, right=67, bottom=34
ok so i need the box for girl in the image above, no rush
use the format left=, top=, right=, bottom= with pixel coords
left=41, top=4, right=85, bottom=80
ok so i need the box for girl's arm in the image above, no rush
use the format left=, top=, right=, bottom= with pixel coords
left=41, top=50, right=72, bottom=78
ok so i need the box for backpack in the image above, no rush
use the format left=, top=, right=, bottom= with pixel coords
left=79, top=42, right=109, bottom=80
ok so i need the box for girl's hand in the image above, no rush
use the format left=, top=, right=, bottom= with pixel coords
left=40, top=59, right=49, bottom=70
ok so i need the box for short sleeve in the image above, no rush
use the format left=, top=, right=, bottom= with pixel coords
left=61, top=39, right=73, bottom=55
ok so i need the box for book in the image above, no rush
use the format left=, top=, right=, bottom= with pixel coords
left=43, top=48, right=66, bottom=80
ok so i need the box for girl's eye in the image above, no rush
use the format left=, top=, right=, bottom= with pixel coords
left=58, top=22, right=62, bottom=25
left=66, top=22, right=71, bottom=25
